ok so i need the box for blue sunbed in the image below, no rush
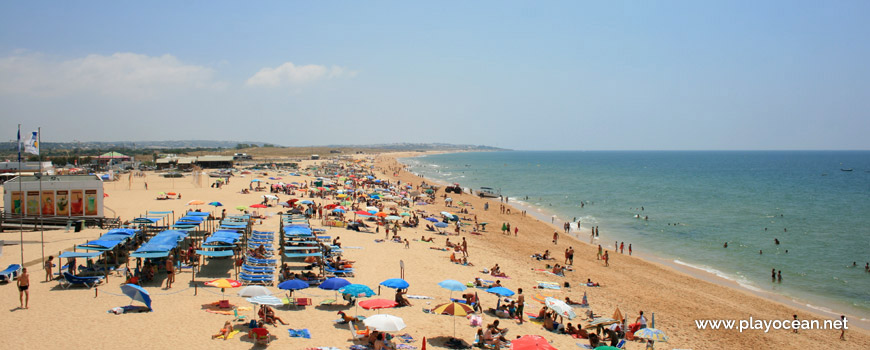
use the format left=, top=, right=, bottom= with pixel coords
left=0, top=264, right=22, bottom=282
left=60, top=272, right=104, bottom=289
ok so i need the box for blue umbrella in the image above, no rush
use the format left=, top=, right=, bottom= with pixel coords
left=338, top=284, right=375, bottom=297
left=438, top=279, right=466, bottom=292
left=120, top=283, right=152, bottom=310
left=380, top=278, right=410, bottom=290
left=300, top=200, right=314, bottom=204
left=278, top=279, right=309, bottom=292
left=251, top=179, right=261, bottom=182
left=486, top=286, right=515, bottom=297
left=333, top=208, right=346, bottom=213
left=318, top=277, right=351, bottom=291
left=208, top=201, right=223, bottom=207
left=425, top=217, right=439, bottom=222
left=370, top=194, right=381, bottom=199
left=434, top=222, right=449, bottom=228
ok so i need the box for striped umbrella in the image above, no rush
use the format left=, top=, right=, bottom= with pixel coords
left=432, top=302, right=475, bottom=338
left=247, top=295, right=284, bottom=306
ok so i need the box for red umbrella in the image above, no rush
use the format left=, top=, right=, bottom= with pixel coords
left=355, top=211, right=374, bottom=216
left=324, top=204, right=338, bottom=209
left=249, top=204, right=268, bottom=208
left=287, top=199, right=299, bottom=203
left=359, top=299, right=398, bottom=313
left=510, top=335, right=558, bottom=350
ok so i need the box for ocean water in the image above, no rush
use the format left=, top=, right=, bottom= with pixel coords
left=400, top=151, right=870, bottom=319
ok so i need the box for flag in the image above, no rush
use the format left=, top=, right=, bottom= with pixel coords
left=17, top=126, right=21, bottom=162
left=24, top=130, right=38, bottom=156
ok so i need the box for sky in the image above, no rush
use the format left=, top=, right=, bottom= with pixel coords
left=1, top=1, right=869, bottom=150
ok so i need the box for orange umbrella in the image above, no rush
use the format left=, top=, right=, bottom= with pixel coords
left=249, top=204, right=268, bottom=208
left=187, top=200, right=205, bottom=206
left=375, top=212, right=388, bottom=218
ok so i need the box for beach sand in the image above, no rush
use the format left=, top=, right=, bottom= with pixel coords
left=0, top=152, right=867, bottom=349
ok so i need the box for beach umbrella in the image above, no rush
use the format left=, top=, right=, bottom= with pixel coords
left=263, top=195, right=279, bottom=200
left=120, top=283, right=152, bottom=310
left=510, top=335, right=558, bottom=350
left=486, top=286, right=515, bottom=297
left=585, top=318, right=619, bottom=329
left=400, top=212, right=411, bottom=217
left=385, top=215, right=401, bottom=221
left=339, top=284, right=375, bottom=298
left=187, top=200, right=205, bottom=206
left=167, top=192, right=177, bottom=196
left=333, top=208, right=346, bottom=213
left=438, top=279, right=466, bottom=292
left=251, top=179, right=261, bottom=182
left=379, top=278, right=410, bottom=290
left=544, top=297, right=577, bottom=319
left=319, top=277, right=351, bottom=291
left=237, top=285, right=272, bottom=297
left=279, top=202, right=291, bottom=207
left=425, top=217, right=439, bottom=222
left=434, top=222, right=448, bottom=228
left=354, top=210, right=373, bottom=217
left=363, top=314, right=406, bottom=332
left=432, top=302, right=475, bottom=338
left=277, top=279, right=309, bottom=295
left=300, top=200, right=314, bottom=204
left=375, top=212, right=389, bottom=218
left=634, top=328, right=669, bottom=343
left=359, top=299, right=398, bottom=313
left=205, top=278, right=242, bottom=300
left=247, top=295, right=284, bottom=307
left=250, top=204, right=267, bottom=208
left=235, top=206, right=247, bottom=211
left=208, top=201, right=223, bottom=207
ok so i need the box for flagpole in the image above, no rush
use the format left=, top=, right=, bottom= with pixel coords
left=17, top=124, right=24, bottom=266
left=38, top=127, right=45, bottom=265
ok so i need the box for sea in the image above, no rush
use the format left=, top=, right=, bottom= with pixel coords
left=399, top=151, right=870, bottom=322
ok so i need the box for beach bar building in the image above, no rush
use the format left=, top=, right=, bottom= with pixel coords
left=2, top=175, right=105, bottom=217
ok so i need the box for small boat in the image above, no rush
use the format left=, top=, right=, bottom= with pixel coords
left=841, top=168, right=853, bottom=172
left=478, top=187, right=500, bottom=198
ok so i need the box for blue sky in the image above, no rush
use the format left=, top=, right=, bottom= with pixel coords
left=1, top=1, right=869, bottom=150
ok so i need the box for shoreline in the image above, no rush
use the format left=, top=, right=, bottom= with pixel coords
left=396, top=151, right=870, bottom=332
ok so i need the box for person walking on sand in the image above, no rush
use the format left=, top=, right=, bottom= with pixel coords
left=567, top=247, right=574, bottom=265
left=603, top=251, right=609, bottom=267
left=620, top=242, right=624, bottom=254
left=514, top=226, right=518, bottom=236
left=461, top=237, right=468, bottom=257
left=597, top=245, right=603, bottom=260
left=840, top=315, right=847, bottom=340
left=18, top=268, right=30, bottom=309
left=629, top=244, right=632, bottom=255
left=516, top=288, right=525, bottom=324
left=553, top=231, right=559, bottom=245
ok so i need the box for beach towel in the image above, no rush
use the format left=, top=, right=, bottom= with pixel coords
left=349, top=345, right=372, bottom=350
left=396, top=333, right=416, bottom=343
left=343, top=246, right=364, bottom=249
left=288, top=328, right=311, bottom=338
left=304, top=348, right=342, bottom=350
left=406, top=295, right=433, bottom=299
left=374, top=239, right=385, bottom=243
left=396, top=345, right=418, bottom=350
left=537, top=281, right=561, bottom=290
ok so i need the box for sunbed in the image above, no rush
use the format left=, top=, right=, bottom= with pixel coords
left=325, top=266, right=354, bottom=277
left=0, top=264, right=22, bottom=282
left=60, top=272, right=104, bottom=289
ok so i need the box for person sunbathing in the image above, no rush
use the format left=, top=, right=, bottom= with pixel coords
left=461, top=257, right=474, bottom=266
left=565, top=323, right=589, bottom=338
left=337, top=311, right=362, bottom=323
left=421, top=236, right=435, bottom=243
left=552, top=264, right=565, bottom=276
left=259, top=305, right=288, bottom=325
left=565, top=297, right=582, bottom=305
left=586, top=278, right=601, bottom=287
left=450, top=253, right=461, bottom=263
left=212, top=321, right=234, bottom=340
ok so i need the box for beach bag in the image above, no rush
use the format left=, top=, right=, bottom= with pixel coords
left=467, top=314, right=482, bottom=326
left=564, top=282, right=571, bottom=288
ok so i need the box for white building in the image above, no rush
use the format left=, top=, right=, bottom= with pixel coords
left=3, top=175, right=104, bottom=217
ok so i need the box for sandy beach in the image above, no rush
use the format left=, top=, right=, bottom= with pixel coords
left=0, top=152, right=867, bottom=350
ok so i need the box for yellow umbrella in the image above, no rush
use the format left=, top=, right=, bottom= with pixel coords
left=432, top=302, right=475, bottom=338
left=205, top=278, right=242, bottom=300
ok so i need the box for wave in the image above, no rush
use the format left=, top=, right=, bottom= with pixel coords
left=673, top=259, right=763, bottom=293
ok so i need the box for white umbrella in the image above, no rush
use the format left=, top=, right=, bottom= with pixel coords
left=363, top=314, right=406, bottom=332
left=263, top=195, right=279, bottom=200
left=247, top=295, right=284, bottom=306
left=238, top=285, right=273, bottom=297
left=544, top=297, right=577, bottom=319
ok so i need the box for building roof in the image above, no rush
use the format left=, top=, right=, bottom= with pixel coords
left=2, top=174, right=101, bottom=184
left=196, top=155, right=234, bottom=162
left=97, top=151, right=130, bottom=159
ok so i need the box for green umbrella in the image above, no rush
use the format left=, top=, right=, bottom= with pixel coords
left=235, top=206, right=247, bottom=211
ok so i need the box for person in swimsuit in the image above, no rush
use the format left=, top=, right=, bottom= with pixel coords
left=18, top=268, right=30, bottom=309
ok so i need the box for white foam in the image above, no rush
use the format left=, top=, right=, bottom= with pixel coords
left=673, top=259, right=763, bottom=292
